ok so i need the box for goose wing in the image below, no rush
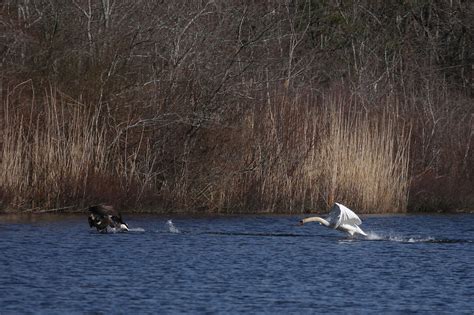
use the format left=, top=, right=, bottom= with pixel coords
left=325, top=203, right=362, bottom=228
left=89, top=205, right=119, bottom=217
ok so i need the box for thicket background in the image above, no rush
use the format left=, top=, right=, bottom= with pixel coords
left=1, top=0, right=472, bottom=213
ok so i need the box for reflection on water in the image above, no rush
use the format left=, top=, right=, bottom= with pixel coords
left=0, top=213, right=473, bottom=313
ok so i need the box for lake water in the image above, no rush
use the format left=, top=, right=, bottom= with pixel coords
left=1, top=213, right=473, bottom=314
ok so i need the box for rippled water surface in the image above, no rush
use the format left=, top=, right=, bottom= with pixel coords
left=1, top=213, right=473, bottom=313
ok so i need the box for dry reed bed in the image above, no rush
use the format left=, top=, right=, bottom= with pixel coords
left=206, top=93, right=410, bottom=213
left=1, top=89, right=410, bottom=213
left=1, top=90, right=157, bottom=211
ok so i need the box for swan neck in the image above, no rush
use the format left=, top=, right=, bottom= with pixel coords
left=302, top=216, right=330, bottom=226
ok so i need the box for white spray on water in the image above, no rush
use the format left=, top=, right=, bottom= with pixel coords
left=167, top=220, right=180, bottom=233
left=365, top=231, right=435, bottom=243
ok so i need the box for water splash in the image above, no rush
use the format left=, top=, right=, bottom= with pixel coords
left=102, top=227, right=145, bottom=233
left=365, top=231, right=383, bottom=240
left=105, top=227, right=125, bottom=233
left=166, top=220, right=180, bottom=233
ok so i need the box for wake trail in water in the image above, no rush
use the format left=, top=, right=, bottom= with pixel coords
left=364, top=231, right=472, bottom=244
left=365, top=231, right=434, bottom=243
left=128, top=227, right=145, bottom=232
left=204, top=231, right=310, bottom=237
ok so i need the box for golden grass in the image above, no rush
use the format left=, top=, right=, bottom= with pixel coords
left=1, top=88, right=410, bottom=213
left=314, top=102, right=410, bottom=213
left=212, top=92, right=410, bottom=213
left=0, top=89, right=157, bottom=211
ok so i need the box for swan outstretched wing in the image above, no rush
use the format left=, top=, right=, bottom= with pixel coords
left=325, top=203, right=362, bottom=228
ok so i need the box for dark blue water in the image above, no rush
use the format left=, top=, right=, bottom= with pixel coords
left=1, top=213, right=473, bottom=314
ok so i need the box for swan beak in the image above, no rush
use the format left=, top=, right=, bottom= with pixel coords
left=299, top=220, right=304, bottom=226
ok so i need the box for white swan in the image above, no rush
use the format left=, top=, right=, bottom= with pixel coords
left=299, top=202, right=367, bottom=236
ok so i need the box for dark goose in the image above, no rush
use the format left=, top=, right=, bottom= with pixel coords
left=88, top=205, right=129, bottom=233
